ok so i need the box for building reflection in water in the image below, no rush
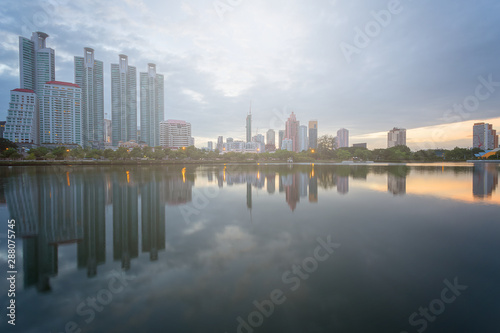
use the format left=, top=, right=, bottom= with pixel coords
left=4, top=163, right=498, bottom=294
left=387, top=166, right=408, bottom=196
left=141, top=172, right=166, bottom=261
left=473, top=163, right=499, bottom=198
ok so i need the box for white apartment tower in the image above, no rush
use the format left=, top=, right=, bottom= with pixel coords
left=298, top=125, right=308, bottom=152
left=337, top=128, right=349, bottom=148
left=111, top=54, right=137, bottom=146
left=75, top=48, right=104, bottom=148
left=140, top=63, right=164, bottom=147
left=3, top=89, right=37, bottom=143
left=160, top=120, right=194, bottom=149
left=387, top=127, right=407, bottom=148
left=39, top=81, right=82, bottom=145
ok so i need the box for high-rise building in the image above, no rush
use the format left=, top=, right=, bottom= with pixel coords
left=75, top=48, right=104, bottom=148
left=298, top=125, right=308, bottom=152
left=337, top=128, right=349, bottom=148
left=111, top=54, right=137, bottom=146
left=387, top=127, right=406, bottom=148
left=140, top=63, right=164, bottom=147
left=19, top=32, right=55, bottom=95
left=3, top=89, right=37, bottom=143
left=246, top=111, right=252, bottom=143
left=282, top=138, right=293, bottom=151
left=278, top=130, right=285, bottom=150
left=308, top=121, right=318, bottom=149
left=285, top=112, right=299, bottom=152
left=473, top=122, right=498, bottom=150
left=353, top=143, right=367, bottom=149
left=208, top=141, right=213, bottom=151
left=266, top=129, right=275, bottom=146
left=39, top=81, right=82, bottom=145
left=252, top=134, right=265, bottom=144
left=159, top=120, right=194, bottom=149
left=19, top=31, right=56, bottom=144
left=0, top=121, right=5, bottom=138
left=217, top=136, right=223, bottom=152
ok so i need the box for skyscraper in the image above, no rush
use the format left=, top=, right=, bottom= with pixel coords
left=140, top=63, right=164, bottom=147
left=337, top=128, right=349, bottom=148
left=473, top=123, right=498, bottom=150
left=308, top=120, right=318, bottom=149
left=19, top=31, right=55, bottom=144
left=39, top=81, right=82, bottom=145
left=3, top=89, right=37, bottom=143
left=111, top=54, right=137, bottom=146
left=75, top=48, right=104, bottom=148
left=387, top=127, right=406, bottom=148
left=19, top=32, right=55, bottom=95
left=217, top=136, right=223, bottom=152
left=285, top=112, right=299, bottom=152
left=298, top=125, right=308, bottom=152
left=246, top=110, right=252, bottom=143
left=266, top=129, right=275, bottom=146
left=278, top=130, right=285, bottom=150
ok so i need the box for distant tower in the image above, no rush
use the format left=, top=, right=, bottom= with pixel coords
left=337, top=128, right=349, bottom=148
left=285, top=112, right=299, bottom=152
left=246, top=103, right=252, bottom=143
left=308, top=120, right=318, bottom=149
left=387, top=127, right=406, bottom=148
left=140, top=63, right=164, bottom=147
left=473, top=123, right=498, bottom=150
left=75, top=47, right=104, bottom=148
left=111, top=54, right=137, bottom=146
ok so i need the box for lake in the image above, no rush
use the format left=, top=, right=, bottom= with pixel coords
left=0, top=163, right=499, bottom=333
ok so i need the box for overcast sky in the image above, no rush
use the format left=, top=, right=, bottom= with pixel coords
left=0, top=0, right=499, bottom=149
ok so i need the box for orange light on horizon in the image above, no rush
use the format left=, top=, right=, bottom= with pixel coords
left=126, top=170, right=130, bottom=183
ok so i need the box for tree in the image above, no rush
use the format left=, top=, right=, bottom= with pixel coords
left=336, top=149, right=351, bottom=161
left=130, top=147, right=143, bottom=159
left=0, top=138, right=17, bottom=152
left=53, top=146, right=69, bottom=160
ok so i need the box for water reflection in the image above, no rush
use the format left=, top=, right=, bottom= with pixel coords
left=1, top=163, right=499, bottom=294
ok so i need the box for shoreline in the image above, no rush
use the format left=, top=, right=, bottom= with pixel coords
left=0, top=159, right=497, bottom=166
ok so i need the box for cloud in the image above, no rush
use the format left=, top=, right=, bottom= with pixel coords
left=0, top=0, right=499, bottom=148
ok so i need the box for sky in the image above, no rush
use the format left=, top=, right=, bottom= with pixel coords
left=0, top=0, right=499, bottom=149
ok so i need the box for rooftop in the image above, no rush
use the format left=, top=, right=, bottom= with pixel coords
left=45, top=81, right=80, bottom=88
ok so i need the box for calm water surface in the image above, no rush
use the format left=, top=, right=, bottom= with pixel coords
left=0, top=163, right=499, bottom=333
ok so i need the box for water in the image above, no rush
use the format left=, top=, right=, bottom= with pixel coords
left=0, top=163, right=499, bottom=333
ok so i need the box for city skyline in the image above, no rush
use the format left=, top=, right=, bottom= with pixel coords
left=0, top=1, right=500, bottom=149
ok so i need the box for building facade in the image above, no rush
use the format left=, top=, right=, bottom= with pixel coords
left=387, top=127, right=406, bottom=148
left=473, top=122, right=498, bottom=150
left=308, top=121, right=318, bottom=149
left=159, top=120, right=194, bottom=149
left=111, top=54, right=137, bottom=146
left=75, top=47, right=104, bottom=148
left=3, top=89, right=37, bottom=143
left=285, top=112, right=299, bottom=152
left=246, top=112, right=252, bottom=143
left=278, top=130, right=285, bottom=150
left=140, top=63, right=164, bottom=147
left=298, top=125, right=308, bottom=152
left=337, top=128, right=349, bottom=148
left=39, top=81, right=82, bottom=145
left=19, top=31, right=56, bottom=144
